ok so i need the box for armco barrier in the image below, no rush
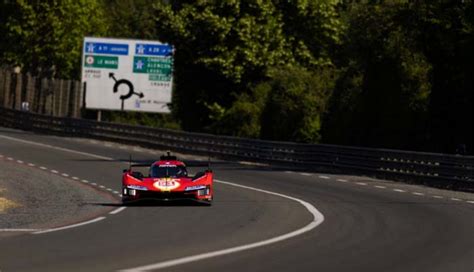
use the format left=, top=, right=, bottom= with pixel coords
left=1, top=107, right=472, bottom=191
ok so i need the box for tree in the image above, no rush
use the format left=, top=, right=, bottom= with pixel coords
left=323, top=2, right=432, bottom=151
left=151, top=1, right=343, bottom=132
left=2, top=0, right=108, bottom=79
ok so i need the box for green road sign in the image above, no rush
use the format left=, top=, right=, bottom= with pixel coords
left=149, top=74, right=172, bottom=82
left=84, top=55, right=118, bottom=69
left=133, top=56, right=172, bottom=75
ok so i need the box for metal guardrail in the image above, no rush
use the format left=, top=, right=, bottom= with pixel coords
left=1, top=107, right=473, bottom=191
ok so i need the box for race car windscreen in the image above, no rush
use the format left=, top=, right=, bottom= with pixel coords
left=150, top=165, right=187, bottom=178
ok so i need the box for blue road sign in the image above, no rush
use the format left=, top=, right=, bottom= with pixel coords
left=135, top=44, right=173, bottom=56
left=84, top=42, right=129, bottom=55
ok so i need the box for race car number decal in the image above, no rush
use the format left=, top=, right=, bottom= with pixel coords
left=153, top=178, right=180, bottom=191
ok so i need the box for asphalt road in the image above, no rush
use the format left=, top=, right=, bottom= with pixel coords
left=0, top=127, right=473, bottom=272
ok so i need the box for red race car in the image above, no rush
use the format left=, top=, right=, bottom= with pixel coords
left=121, top=153, right=213, bottom=205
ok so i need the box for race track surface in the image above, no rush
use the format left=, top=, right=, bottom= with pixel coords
left=0, top=127, right=473, bottom=272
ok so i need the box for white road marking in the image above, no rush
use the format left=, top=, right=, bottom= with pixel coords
left=113, top=191, right=120, bottom=194
left=0, top=229, right=43, bottom=232
left=300, top=173, right=312, bottom=176
left=109, top=207, right=127, bottom=215
left=27, top=163, right=35, bottom=167
left=107, top=188, right=113, bottom=191
left=72, top=176, right=79, bottom=180
left=393, top=189, right=405, bottom=193
left=412, top=192, right=424, bottom=196
left=0, top=135, right=112, bottom=161
left=51, top=170, right=59, bottom=174
left=450, top=198, right=461, bottom=201
left=356, top=182, right=367, bottom=186
left=119, top=146, right=127, bottom=149
left=433, top=195, right=443, bottom=199
left=0, top=154, right=3, bottom=157
left=318, top=175, right=330, bottom=179
left=284, top=171, right=293, bottom=174
left=105, top=143, right=113, bottom=147
left=467, top=201, right=474, bottom=204
left=17, top=160, right=24, bottom=164
left=61, top=173, right=69, bottom=177
left=374, top=185, right=386, bottom=189
left=7, top=157, right=13, bottom=160
left=40, top=166, right=47, bottom=170
left=337, top=179, right=348, bottom=182
left=91, top=182, right=98, bottom=186
left=32, top=217, right=106, bottom=234
left=81, top=179, right=89, bottom=183
left=119, top=179, right=324, bottom=272
left=99, top=185, right=106, bottom=189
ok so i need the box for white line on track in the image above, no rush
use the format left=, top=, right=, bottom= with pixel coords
left=374, top=185, right=386, bottom=189
left=17, top=160, right=24, bottom=164
left=32, top=217, right=106, bottom=234
left=412, top=192, right=424, bottom=196
left=7, top=157, right=13, bottom=160
left=72, top=176, right=79, bottom=180
left=0, top=135, right=112, bottom=161
left=51, top=170, right=59, bottom=174
left=393, top=189, right=405, bottom=193
left=450, top=198, right=461, bottom=201
left=284, top=171, right=293, bottom=174
left=300, top=173, right=312, bottom=176
left=0, top=229, right=43, bottom=232
left=467, top=201, right=474, bottom=204
left=27, top=163, right=35, bottom=167
left=119, top=179, right=324, bottom=272
left=91, top=182, right=98, bottom=186
left=39, top=166, right=47, bottom=170
left=109, top=207, right=127, bottom=215
left=61, top=173, right=69, bottom=177
left=356, top=182, right=367, bottom=186
left=81, top=179, right=89, bottom=183
left=433, top=195, right=444, bottom=199
left=337, top=179, right=348, bottom=182
left=318, top=175, right=330, bottom=179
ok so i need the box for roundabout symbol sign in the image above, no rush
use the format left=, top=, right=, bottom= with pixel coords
left=109, top=73, right=144, bottom=110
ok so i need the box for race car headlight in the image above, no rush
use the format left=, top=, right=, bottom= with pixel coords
left=127, top=185, right=148, bottom=191
left=185, top=185, right=206, bottom=191
left=123, top=188, right=136, bottom=196
left=197, top=186, right=210, bottom=196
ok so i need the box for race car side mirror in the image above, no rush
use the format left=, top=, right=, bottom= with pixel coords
left=123, top=169, right=129, bottom=173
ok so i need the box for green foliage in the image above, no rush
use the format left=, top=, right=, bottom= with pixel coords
left=2, top=0, right=108, bottom=78
left=205, top=83, right=270, bottom=138
left=0, top=0, right=471, bottom=153
left=103, top=0, right=157, bottom=39
left=323, top=2, right=433, bottom=150
left=260, top=65, right=336, bottom=142
left=99, top=110, right=181, bottom=130
left=151, top=1, right=344, bottom=131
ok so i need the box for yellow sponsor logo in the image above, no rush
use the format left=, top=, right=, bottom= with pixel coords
left=153, top=178, right=180, bottom=191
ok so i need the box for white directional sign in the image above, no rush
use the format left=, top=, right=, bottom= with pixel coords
left=81, top=37, right=173, bottom=113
